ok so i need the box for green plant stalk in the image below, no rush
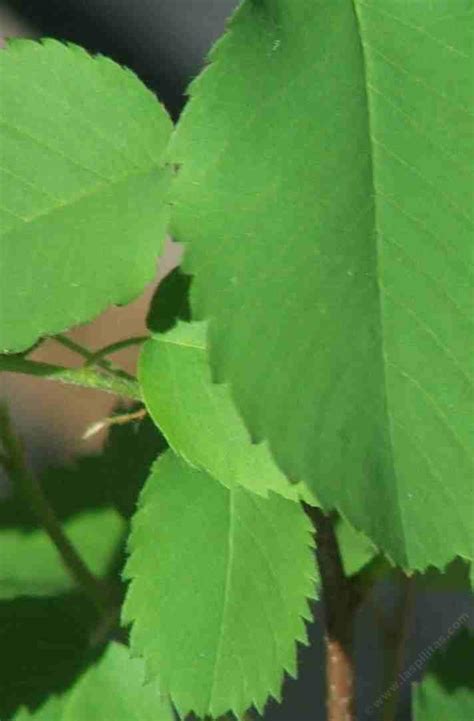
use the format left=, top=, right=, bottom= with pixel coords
left=54, top=333, right=135, bottom=380
left=0, top=404, right=112, bottom=614
left=0, top=354, right=141, bottom=400
left=84, top=335, right=148, bottom=367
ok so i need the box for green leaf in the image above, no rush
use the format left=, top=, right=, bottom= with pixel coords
left=123, top=450, right=316, bottom=719
left=13, top=698, right=64, bottom=721
left=413, top=557, right=471, bottom=594
left=0, top=508, right=124, bottom=599
left=62, top=643, right=172, bottom=721
left=0, top=39, right=172, bottom=353
left=413, top=629, right=474, bottom=720
left=140, top=320, right=313, bottom=502
left=140, top=320, right=380, bottom=582
left=169, top=0, right=474, bottom=570
left=334, top=515, right=378, bottom=578
left=12, top=643, right=173, bottom=721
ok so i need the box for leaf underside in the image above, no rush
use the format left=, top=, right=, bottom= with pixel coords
left=0, top=39, right=172, bottom=352
left=123, top=450, right=316, bottom=719
left=169, top=0, right=474, bottom=570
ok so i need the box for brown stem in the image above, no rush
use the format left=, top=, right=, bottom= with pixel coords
left=0, top=403, right=112, bottom=614
left=307, top=506, right=358, bottom=721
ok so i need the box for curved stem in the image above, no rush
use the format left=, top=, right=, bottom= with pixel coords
left=0, top=404, right=112, bottom=613
left=0, top=355, right=141, bottom=400
left=54, top=334, right=135, bottom=381
left=84, top=336, right=148, bottom=367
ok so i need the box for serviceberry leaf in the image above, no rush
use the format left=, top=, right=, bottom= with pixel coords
left=0, top=39, right=172, bottom=352
left=169, top=0, right=474, bottom=570
left=123, top=450, right=316, bottom=719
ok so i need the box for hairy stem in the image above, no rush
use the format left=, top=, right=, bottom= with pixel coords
left=0, top=355, right=141, bottom=400
left=307, top=506, right=358, bottom=721
left=0, top=404, right=112, bottom=613
left=381, top=576, right=416, bottom=721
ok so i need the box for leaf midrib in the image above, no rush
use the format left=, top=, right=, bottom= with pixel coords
left=207, top=488, right=236, bottom=714
left=0, top=163, right=161, bottom=231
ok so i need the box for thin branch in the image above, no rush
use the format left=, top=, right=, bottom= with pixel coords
left=82, top=407, right=147, bottom=440
left=0, top=404, right=112, bottom=613
left=306, top=506, right=357, bottom=721
left=0, top=355, right=141, bottom=400
left=54, top=334, right=135, bottom=381
left=84, top=336, right=148, bottom=367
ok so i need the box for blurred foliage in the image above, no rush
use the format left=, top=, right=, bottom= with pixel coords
left=0, top=411, right=166, bottom=717
left=0, top=592, right=100, bottom=719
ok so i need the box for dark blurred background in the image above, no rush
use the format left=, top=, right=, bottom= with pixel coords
left=2, top=0, right=239, bottom=117
left=0, top=3, right=472, bottom=720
